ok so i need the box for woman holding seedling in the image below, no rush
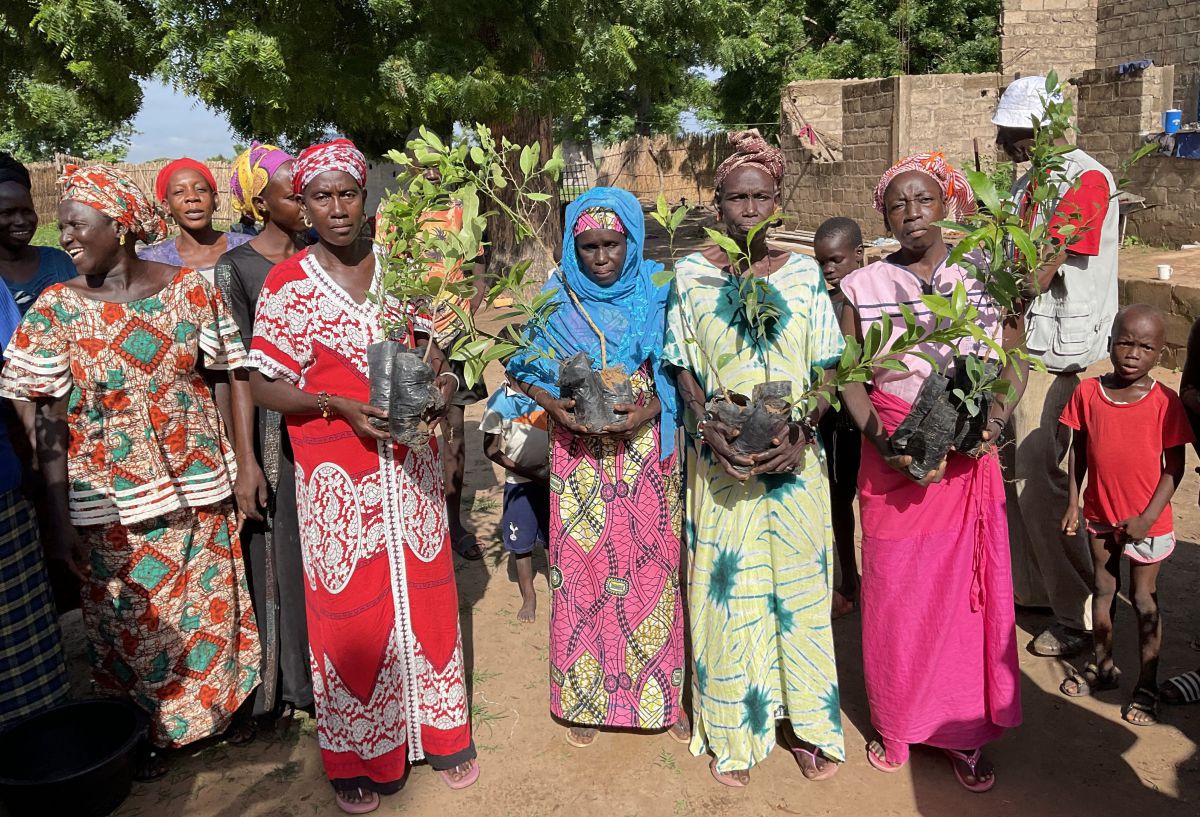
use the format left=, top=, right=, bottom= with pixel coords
left=248, top=139, right=477, bottom=812
left=838, top=153, right=1023, bottom=793
left=507, top=186, right=688, bottom=751
left=663, top=130, right=845, bottom=787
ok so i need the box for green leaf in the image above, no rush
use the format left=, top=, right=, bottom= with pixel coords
left=525, top=191, right=551, bottom=202
left=1009, top=225, right=1037, bottom=269
left=519, top=144, right=535, bottom=178
left=966, top=169, right=1002, bottom=216
left=652, top=269, right=676, bottom=287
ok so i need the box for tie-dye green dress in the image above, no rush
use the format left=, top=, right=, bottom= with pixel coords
left=663, top=251, right=845, bottom=773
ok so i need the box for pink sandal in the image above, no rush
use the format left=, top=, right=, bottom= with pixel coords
left=865, top=741, right=905, bottom=773
left=438, top=759, right=480, bottom=790
left=334, top=788, right=379, bottom=814
left=709, top=758, right=749, bottom=788
left=943, top=748, right=995, bottom=793
left=791, top=745, right=840, bottom=781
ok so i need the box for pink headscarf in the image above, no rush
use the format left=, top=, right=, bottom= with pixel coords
left=293, top=138, right=368, bottom=194
left=572, top=207, right=626, bottom=236
left=873, top=152, right=976, bottom=219
left=714, top=129, right=786, bottom=191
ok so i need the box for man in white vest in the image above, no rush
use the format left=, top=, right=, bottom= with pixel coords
left=993, top=76, right=1120, bottom=657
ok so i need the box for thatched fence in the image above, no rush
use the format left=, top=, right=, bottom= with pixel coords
left=27, top=154, right=236, bottom=227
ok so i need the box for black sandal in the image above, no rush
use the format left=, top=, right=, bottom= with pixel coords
left=1060, top=663, right=1120, bottom=697
left=133, top=741, right=169, bottom=782
left=1122, top=687, right=1159, bottom=726
left=226, top=714, right=258, bottom=747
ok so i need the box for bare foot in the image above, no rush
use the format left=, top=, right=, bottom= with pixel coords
left=517, top=599, right=536, bottom=623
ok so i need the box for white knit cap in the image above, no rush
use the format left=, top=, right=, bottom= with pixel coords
left=992, top=76, right=1064, bottom=128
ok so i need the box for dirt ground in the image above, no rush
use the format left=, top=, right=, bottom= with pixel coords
left=53, top=228, right=1200, bottom=816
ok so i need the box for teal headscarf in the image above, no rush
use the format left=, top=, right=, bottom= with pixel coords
left=506, top=187, right=677, bottom=458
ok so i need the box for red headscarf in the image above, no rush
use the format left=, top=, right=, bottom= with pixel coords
left=154, top=157, right=219, bottom=203
left=714, top=129, right=787, bottom=191
left=873, top=152, right=976, bottom=219
left=293, top=138, right=368, bottom=194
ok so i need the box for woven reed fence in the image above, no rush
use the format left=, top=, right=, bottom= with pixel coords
left=27, top=154, right=236, bottom=228
left=590, top=134, right=732, bottom=205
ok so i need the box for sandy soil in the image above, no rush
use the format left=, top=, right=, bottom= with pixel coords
left=49, top=226, right=1200, bottom=816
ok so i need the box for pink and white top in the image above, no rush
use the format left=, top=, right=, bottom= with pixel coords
left=839, top=256, right=1002, bottom=405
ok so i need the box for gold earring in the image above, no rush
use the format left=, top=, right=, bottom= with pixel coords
left=302, top=214, right=312, bottom=228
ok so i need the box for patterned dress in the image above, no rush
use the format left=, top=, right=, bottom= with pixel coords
left=663, top=251, right=846, bottom=773
left=0, top=268, right=260, bottom=747
left=248, top=252, right=473, bottom=789
left=549, top=364, right=685, bottom=729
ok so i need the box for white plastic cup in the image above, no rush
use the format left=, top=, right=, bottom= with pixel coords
left=1157, top=264, right=1173, bottom=281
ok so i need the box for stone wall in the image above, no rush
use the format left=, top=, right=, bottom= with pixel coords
left=1001, top=0, right=1099, bottom=78
left=1096, top=0, right=1200, bottom=120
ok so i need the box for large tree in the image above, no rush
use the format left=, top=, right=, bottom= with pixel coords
left=708, top=0, right=1001, bottom=132
left=0, top=1, right=162, bottom=161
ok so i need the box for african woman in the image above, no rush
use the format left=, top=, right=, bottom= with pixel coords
left=248, top=139, right=477, bottom=813
left=839, top=153, right=1023, bottom=792
left=215, top=143, right=312, bottom=724
left=664, top=131, right=845, bottom=787
left=0, top=164, right=260, bottom=778
left=139, top=157, right=252, bottom=283
left=508, top=186, right=688, bottom=749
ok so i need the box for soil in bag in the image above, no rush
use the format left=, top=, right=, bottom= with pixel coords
left=949, top=358, right=1001, bottom=456
left=731, top=381, right=793, bottom=456
left=890, top=371, right=955, bottom=480
left=389, top=348, right=442, bottom=448
left=558, top=352, right=633, bottom=432
left=367, top=340, right=402, bottom=432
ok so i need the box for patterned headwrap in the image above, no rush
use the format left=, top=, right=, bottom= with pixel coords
left=230, top=142, right=293, bottom=221
left=293, top=138, right=368, bottom=194
left=873, top=152, right=976, bottom=219
left=59, top=164, right=167, bottom=243
left=714, top=129, right=787, bottom=191
left=572, top=207, right=626, bottom=237
left=154, top=157, right=218, bottom=203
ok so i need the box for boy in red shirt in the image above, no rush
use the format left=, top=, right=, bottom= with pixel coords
left=1058, top=304, right=1193, bottom=726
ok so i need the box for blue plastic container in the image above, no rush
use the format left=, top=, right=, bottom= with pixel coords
left=1163, top=109, right=1182, bottom=134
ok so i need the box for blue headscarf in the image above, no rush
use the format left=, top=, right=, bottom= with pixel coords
left=506, top=187, right=677, bottom=458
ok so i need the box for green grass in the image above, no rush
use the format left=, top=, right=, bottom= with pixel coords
left=470, top=494, right=501, bottom=514
left=30, top=224, right=59, bottom=247
left=469, top=699, right=508, bottom=736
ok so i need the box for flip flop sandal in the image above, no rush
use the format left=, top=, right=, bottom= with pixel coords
left=865, top=741, right=905, bottom=774
left=791, top=746, right=840, bottom=781
left=133, top=742, right=169, bottom=783
left=225, top=717, right=258, bottom=747
left=709, top=758, right=749, bottom=788
left=1059, top=663, right=1120, bottom=698
left=565, top=727, right=598, bottom=748
left=1162, top=671, right=1200, bottom=705
left=453, top=534, right=484, bottom=561
left=942, top=748, right=995, bottom=793
left=438, top=760, right=480, bottom=790
left=334, top=788, right=380, bottom=814
left=1122, top=687, right=1159, bottom=726
left=667, top=718, right=691, bottom=744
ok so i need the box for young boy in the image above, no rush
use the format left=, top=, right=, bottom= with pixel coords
left=479, top=381, right=550, bottom=623
left=814, top=217, right=865, bottom=619
left=1058, top=304, right=1193, bottom=725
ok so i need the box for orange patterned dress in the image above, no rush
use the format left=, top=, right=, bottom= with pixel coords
left=0, top=268, right=260, bottom=747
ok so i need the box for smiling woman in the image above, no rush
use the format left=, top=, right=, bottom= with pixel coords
left=0, top=153, right=76, bottom=313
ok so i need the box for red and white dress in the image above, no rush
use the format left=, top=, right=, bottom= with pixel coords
left=248, top=250, right=473, bottom=789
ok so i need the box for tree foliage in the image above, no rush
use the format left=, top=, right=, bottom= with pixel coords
left=707, top=0, right=1000, bottom=131
left=0, top=1, right=162, bottom=161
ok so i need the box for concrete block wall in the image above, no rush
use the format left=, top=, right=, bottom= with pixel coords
left=1096, top=0, right=1200, bottom=120
left=897, top=73, right=1005, bottom=172
left=1001, top=0, right=1099, bottom=78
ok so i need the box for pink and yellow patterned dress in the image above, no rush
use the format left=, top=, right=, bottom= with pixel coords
left=0, top=267, right=260, bottom=747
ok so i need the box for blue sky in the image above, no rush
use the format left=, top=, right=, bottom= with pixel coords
left=126, top=81, right=239, bottom=162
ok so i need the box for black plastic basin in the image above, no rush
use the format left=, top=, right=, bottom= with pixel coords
left=0, top=698, right=146, bottom=817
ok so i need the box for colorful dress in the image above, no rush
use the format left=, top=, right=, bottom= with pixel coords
left=663, top=251, right=846, bottom=773
left=249, top=252, right=473, bottom=789
left=0, top=268, right=260, bottom=747
left=548, top=364, right=685, bottom=728
left=840, top=257, right=1021, bottom=766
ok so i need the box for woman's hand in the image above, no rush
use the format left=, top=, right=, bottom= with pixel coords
left=424, top=373, right=456, bottom=423
left=878, top=438, right=947, bottom=486
left=749, top=422, right=810, bottom=476
left=234, top=459, right=268, bottom=524
left=602, top=398, right=659, bottom=440
left=702, top=418, right=755, bottom=480
left=532, top=390, right=589, bottom=436
left=330, top=396, right=391, bottom=441
left=1061, top=504, right=1081, bottom=536
left=47, top=522, right=88, bottom=581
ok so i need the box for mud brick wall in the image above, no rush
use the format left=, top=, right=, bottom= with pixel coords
left=896, top=74, right=1005, bottom=171
left=1096, top=0, right=1200, bottom=120
left=1001, top=0, right=1099, bottom=78
left=780, top=77, right=898, bottom=235
left=1118, top=278, right=1198, bottom=368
